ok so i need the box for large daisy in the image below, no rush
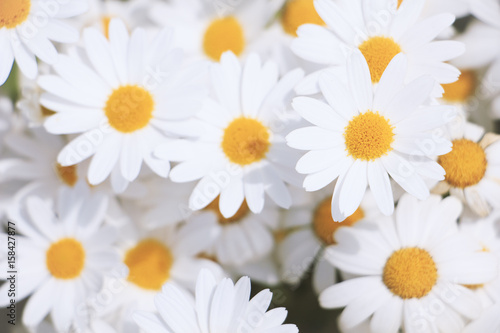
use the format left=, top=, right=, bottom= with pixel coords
left=0, top=183, right=120, bottom=332
left=39, top=18, right=208, bottom=192
left=149, top=0, right=281, bottom=62
left=320, top=194, right=498, bottom=332
left=433, top=120, right=500, bottom=217
left=133, top=269, right=299, bottom=333
left=0, top=0, right=88, bottom=85
left=291, top=0, right=464, bottom=95
left=287, top=51, right=454, bottom=221
left=157, top=52, right=304, bottom=217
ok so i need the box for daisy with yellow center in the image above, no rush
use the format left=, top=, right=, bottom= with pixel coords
left=0, top=0, right=87, bottom=86
left=287, top=52, right=454, bottom=222
left=40, top=19, right=208, bottom=192
left=291, top=0, right=464, bottom=95
left=106, top=222, right=223, bottom=321
left=278, top=187, right=381, bottom=294
left=0, top=184, right=119, bottom=332
left=149, top=0, right=280, bottom=62
left=319, top=194, right=498, bottom=332
left=156, top=52, right=304, bottom=218
left=433, top=120, right=500, bottom=217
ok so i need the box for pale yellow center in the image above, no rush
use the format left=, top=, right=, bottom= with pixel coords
left=383, top=247, right=438, bottom=299
left=104, top=85, right=155, bottom=133
left=46, top=238, right=86, bottom=279
left=203, top=17, right=245, bottom=61
left=438, top=139, right=487, bottom=188
left=55, top=163, right=78, bottom=187
left=281, top=0, right=325, bottom=36
left=313, top=196, right=365, bottom=244
left=206, top=196, right=250, bottom=225
left=344, top=111, right=395, bottom=161
left=222, top=117, right=271, bottom=166
left=359, top=37, right=402, bottom=83
left=442, top=70, right=476, bottom=103
left=124, top=239, right=173, bottom=291
left=0, top=0, right=31, bottom=29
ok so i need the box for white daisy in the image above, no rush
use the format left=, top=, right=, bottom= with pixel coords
left=133, top=269, right=299, bottom=333
left=458, top=210, right=500, bottom=307
left=0, top=0, right=88, bottom=85
left=433, top=120, right=500, bottom=217
left=287, top=51, right=454, bottom=221
left=149, top=0, right=282, bottom=62
left=319, top=194, right=499, bottom=332
left=278, top=187, right=381, bottom=294
left=0, top=183, right=120, bottom=331
left=186, top=196, right=281, bottom=267
left=291, top=0, right=464, bottom=95
left=96, top=219, right=224, bottom=333
left=39, top=19, right=208, bottom=192
left=157, top=52, right=304, bottom=217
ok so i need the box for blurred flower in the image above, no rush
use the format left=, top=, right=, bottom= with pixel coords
left=133, top=269, right=299, bottom=333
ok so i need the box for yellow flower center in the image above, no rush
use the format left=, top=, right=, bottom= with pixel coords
left=203, top=16, right=245, bottom=61
left=206, top=196, right=250, bottom=224
left=0, top=0, right=31, bottom=29
left=102, top=16, right=112, bottom=39
left=438, top=139, right=487, bottom=188
left=281, top=0, right=325, bottom=36
left=442, top=70, right=476, bottom=103
left=222, top=117, right=271, bottom=166
left=383, top=247, right=438, bottom=299
left=313, top=196, right=365, bottom=244
left=104, top=85, right=155, bottom=133
left=359, top=37, right=402, bottom=83
left=124, top=239, right=173, bottom=291
left=344, top=111, right=395, bottom=161
left=46, top=238, right=86, bottom=280
left=55, top=163, right=78, bottom=187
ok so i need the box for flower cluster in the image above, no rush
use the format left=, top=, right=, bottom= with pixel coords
left=0, top=0, right=499, bottom=332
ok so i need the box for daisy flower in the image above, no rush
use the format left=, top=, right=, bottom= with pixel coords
left=95, top=218, right=224, bottom=332
left=319, top=194, right=499, bottom=332
left=433, top=120, right=500, bottom=217
left=149, top=0, right=282, bottom=62
left=287, top=51, right=454, bottom=221
left=278, top=187, right=381, bottom=293
left=459, top=210, right=500, bottom=307
left=291, top=0, right=464, bottom=95
left=0, top=183, right=120, bottom=331
left=0, top=0, right=88, bottom=85
left=39, top=19, right=208, bottom=192
left=133, top=269, right=299, bottom=333
left=157, top=52, right=304, bottom=217
left=186, top=196, right=281, bottom=266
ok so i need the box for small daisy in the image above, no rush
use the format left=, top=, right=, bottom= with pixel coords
left=186, top=196, right=281, bottom=266
left=133, top=269, right=299, bottom=333
left=157, top=52, right=304, bottom=217
left=39, top=19, right=208, bottom=192
left=291, top=0, right=464, bottom=95
left=0, top=183, right=120, bottom=331
left=433, top=120, right=500, bottom=217
left=0, top=0, right=88, bottom=85
left=97, top=219, right=224, bottom=332
left=278, top=187, right=381, bottom=293
left=149, top=0, right=282, bottom=62
left=438, top=68, right=479, bottom=117
left=459, top=210, right=500, bottom=307
left=319, top=194, right=499, bottom=332
left=287, top=52, right=454, bottom=221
